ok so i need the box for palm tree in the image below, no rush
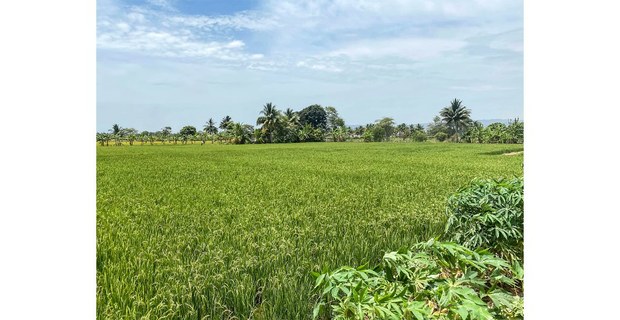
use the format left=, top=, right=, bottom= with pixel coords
left=220, top=116, right=232, bottom=131
left=256, top=102, right=280, bottom=143
left=283, top=108, right=295, bottom=120
left=439, top=99, right=472, bottom=142
left=204, top=118, right=218, bottom=144
left=281, top=108, right=300, bottom=142
left=109, top=124, right=122, bottom=135
left=229, top=122, right=253, bottom=144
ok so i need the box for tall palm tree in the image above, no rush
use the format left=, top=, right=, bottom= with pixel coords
left=220, top=116, right=232, bottom=131
left=256, top=102, right=280, bottom=143
left=204, top=118, right=218, bottom=144
left=109, top=124, right=122, bottom=135
left=283, top=108, right=295, bottom=120
left=439, top=99, right=472, bottom=142
left=280, top=108, right=301, bottom=142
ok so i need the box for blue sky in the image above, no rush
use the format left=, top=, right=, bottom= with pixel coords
left=97, top=0, right=523, bottom=132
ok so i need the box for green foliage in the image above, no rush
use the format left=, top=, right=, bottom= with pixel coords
left=374, top=118, right=395, bottom=142
left=226, top=122, right=253, bottom=144
left=362, top=129, right=374, bottom=142
left=325, top=106, right=345, bottom=131
left=332, top=126, right=349, bottom=142
left=312, top=239, right=522, bottom=320
left=299, top=123, right=325, bottom=142
left=427, top=116, right=449, bottom=137
left=505, top=119, right=523, bottom=144
left=97, top=143, right=523, bottom=319
left=257, top=102, right=281, bottom=143
left=179, top=125, right=197, bottom=136
left=443, top=177, right=524, bottom=262
left=220, top=115, right=233, bottom=130
left=439, top=99, right=472, bottom=140
left=483, top=123, right=508, bottom=144
left=435, top=132, right=448, bottom=142
left=299, top=104, right=328, bottom=130
left=463, top=122, right=484, bottom=143
left=204, top=119, right=218, bottom=136
left=110, top=123, right=121, bottom=135
left=410, top=131, right=427, bottom=142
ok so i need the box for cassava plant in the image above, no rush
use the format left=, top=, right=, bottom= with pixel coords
left=312, top=239, right=523, bottom=320
left=443, top=177, right=524, bottom=263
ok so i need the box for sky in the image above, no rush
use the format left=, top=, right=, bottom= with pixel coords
left=97, top=0, right=523, bottom=132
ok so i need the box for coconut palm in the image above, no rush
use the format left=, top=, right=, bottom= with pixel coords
left=256, top=102, right=280, bottom=143
left=439, top=99, right=472, bottom=142
left=220, top=116, right=232, bottom=131
left=280, top=108, right=301, bottom=142
left=229, top=122, right=253, bottom=144
left=110, top=124, right=122, bottom=135
left=204, top=118, right=218, bottom=144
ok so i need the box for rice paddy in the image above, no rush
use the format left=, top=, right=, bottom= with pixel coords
left=96, top=142, right=523, bottom=319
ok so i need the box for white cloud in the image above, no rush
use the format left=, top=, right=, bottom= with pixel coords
left=97, top=0, right=521, bottom=73
left=449, top=84, right=515, bottom=91
left=97, top=0, right=523, bottom=133
left=166, top=13, right=280, bottom=31
left=296, top=61, right=343, bottom=73
left=327, top=38, right=467, bottom=60
left=97, top=5, right=262, bottom=61
left=147, top=0, right=176, bottom=11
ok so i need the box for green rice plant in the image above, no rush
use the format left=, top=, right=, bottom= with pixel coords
left=97, top=143, right=523, bottom=319
left=312, top=239, right=523, bottom=320
left=443, top=177, right=524, bottom=263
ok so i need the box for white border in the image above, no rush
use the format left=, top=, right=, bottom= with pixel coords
left=0, top=0, right=96, bottom=319
left=525, top=0, right=620, bottom=318
left=1, top=1, right=618, bottom=318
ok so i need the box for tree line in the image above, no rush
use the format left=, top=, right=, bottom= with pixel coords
left=96, top=99, right=523, bottom=146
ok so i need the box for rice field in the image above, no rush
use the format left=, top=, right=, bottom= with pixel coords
left=96, top=142, right=523, bottom=319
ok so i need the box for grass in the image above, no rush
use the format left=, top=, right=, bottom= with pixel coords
left=96, top=142, right=523, bottom=319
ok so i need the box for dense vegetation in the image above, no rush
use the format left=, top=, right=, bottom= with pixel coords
left=97, top=143, right=523, bottom=319
left=96, top=100, right=523, bottom=146
left=312, top=178, right=524, bottom=319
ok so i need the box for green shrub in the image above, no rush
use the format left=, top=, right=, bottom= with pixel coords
left=311, top=177, right=525, bottom=319
left=435, top=132, right=448, bottom=142
left=410, top=131, right=427, bottom=142
left=443, top=177, right=524, bottom=263
left=312, top=239, right=523, bottom=320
